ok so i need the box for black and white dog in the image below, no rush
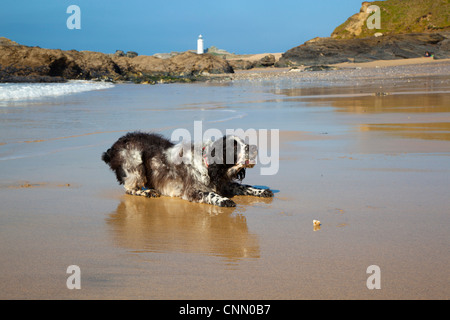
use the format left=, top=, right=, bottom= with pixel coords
left=102, top=132, right=273, bottom=207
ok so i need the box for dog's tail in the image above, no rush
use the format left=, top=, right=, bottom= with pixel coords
left=101, top=148, right=112, bottom=164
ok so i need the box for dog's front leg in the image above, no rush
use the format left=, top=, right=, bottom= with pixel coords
left=185, top=189, right=236, bottom=207
left=226, top=182, right=274, bottom=197
left=125, top=187, right=161, bottom=198
left=203, top=191, right=236, bottom=207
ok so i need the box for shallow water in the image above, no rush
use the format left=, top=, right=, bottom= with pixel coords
left=0, top=71, right=449, bottom=299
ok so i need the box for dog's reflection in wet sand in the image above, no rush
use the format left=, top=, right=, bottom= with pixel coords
left=107, top=195, right=272, bottom=262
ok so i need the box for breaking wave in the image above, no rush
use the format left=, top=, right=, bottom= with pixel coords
left=0, top=81, right=114, bottom=102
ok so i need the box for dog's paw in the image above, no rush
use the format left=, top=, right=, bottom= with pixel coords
left=143, top=189, right=161, bottom=198
left=218, top=199, right=236, bottom=207
left=126, top=188, right=161, bottom=198
left=259, top=189, right=274, bottom=198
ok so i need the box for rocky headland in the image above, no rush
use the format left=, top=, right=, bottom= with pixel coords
left=0, top=37, right=233, bottom=83
left=276, top=32, right=450, bottom=67
left=277, top=0, right=450, bottom=67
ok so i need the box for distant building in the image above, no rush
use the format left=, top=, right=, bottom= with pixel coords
left=197, top=35, right=204, bottom=54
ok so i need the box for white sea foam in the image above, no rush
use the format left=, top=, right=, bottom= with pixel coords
left=0, top=81, right=114, bottom=102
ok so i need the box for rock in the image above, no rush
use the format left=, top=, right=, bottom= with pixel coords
left=206, top=46, right=232, bottom=55
left=167, top=51, right=234, bottom=76
left=152, top=52, right=181, bottom=59
left=331, top=2, right=372, bottom=39
left=256, top=54, right=275, bottom=67
left=0, top=37, right=20, bottom=46
left=114, top=50, right=125, bottom=57
left=227, top=59, right=255, bottom=70
left=303, top=65, right=337, bottom=72
left=112, top=55, right=168, bottom=75
left=0, top=38, right=234, bottom=83
left=276, top=32, right=450, bottom=67
left=126, top=51, right=138, bottom=58
left=437, top=36, right=450, bottom=54
left=228, top=54, right=276, bottom=70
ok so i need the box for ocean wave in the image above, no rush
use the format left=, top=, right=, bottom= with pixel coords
left=0, top=81, right=114, bottom=101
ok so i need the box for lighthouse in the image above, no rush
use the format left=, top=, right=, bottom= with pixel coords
left=197, top=35, right=204, bottom=54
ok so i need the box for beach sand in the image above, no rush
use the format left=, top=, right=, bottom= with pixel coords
left=0, top=59, right=449, bottom=299
left=226, top=52, right=283, bottom=62
left=334, top=57, right=450, bottom=69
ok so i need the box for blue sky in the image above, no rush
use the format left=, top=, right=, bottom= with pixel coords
left=1, top=0, right=368, bottom=55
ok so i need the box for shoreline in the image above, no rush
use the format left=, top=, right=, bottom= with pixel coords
left=2, top=37, right=449, bottom=85
left=231, top=57, right=450, bottom=74
left=210, top=57, right=450, bottom=84
left=332, top=57, right=450, bottom=69
left=104, top=56, right=450, bottom=85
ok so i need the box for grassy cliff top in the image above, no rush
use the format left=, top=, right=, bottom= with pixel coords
left=331, top=0, right=450, bottom=39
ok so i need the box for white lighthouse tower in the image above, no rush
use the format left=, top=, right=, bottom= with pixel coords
left=197, top=35, right=204, bottom=54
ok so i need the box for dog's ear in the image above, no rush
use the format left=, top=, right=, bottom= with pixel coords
left=207, top=163, right=224, bottom=184
left=221, top=136, right=239, bottom=165
left=206, top=137, right=226, bottom=165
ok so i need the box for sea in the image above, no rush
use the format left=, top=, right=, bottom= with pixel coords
left=0, top=78, right=343, bottom=162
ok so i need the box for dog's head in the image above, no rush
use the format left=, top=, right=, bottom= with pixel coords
left=203, top=135, right=257, bottom=183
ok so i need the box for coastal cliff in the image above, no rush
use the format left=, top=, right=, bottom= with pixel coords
left=0, top=38, right=233, bottom=83
left=277, top=0, right=450, bottom=67
left=331, top=0, right=449, bottom=39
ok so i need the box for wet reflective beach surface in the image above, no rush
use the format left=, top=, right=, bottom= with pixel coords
left=0, top=66, right=449, bottom=299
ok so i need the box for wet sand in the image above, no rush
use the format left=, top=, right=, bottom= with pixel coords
left=0, top=61, right=449, bottom=299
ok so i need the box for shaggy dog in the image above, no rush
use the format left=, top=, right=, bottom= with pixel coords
left=102, top=132, right=273, bottom=207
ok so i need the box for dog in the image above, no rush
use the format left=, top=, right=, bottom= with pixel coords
left=102, top=132, right=274, bottom=207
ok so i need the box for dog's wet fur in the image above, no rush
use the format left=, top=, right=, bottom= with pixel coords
left=102, top=132, right=273, bottom=207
